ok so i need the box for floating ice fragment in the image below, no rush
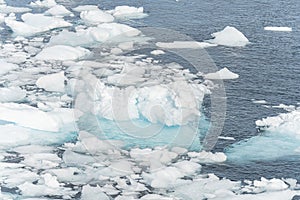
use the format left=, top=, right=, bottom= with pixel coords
left=156, top=41, right=216, bottom=49
left=204, top=67, right=239, bottom=80
left=36, top=45, right=91, bottom=60
left=30, top=0, right=57, bottom=8
left=0, top=5, right=31, bottom=14
left=44, top=5, right=73, bottom=16
left=36, top=71, right=66, bottom=92
left=0, top=87, right=26, bottom=102
left=80, top=9, right=114, bottom=25
left=150, top=49, right=165, bottom=55
left=0, top=59, right=18, bottom=75
left=264, top=26, right=292, bottom=32
left=5, top=13, right=71, bottom=36
left=72, top=5, right=99, bottom=12
left=252, top=99, right=267, bottom=104
left=108, top=6, right=148, bottom=19
left=207, top=26, right=250, bottom=47
left=81, top=185, right=110, bottom=200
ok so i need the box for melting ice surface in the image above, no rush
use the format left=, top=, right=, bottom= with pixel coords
left=226, top=107, right=300, bottom=162
left=0, top=0, right=299, bottom=199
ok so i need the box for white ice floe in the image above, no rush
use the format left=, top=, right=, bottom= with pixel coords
left=0, top=5, right=31, bottom=14
left=0, top=59, right=18, bottom=75
left=44, top=5, right=73, bottom=16
left=272, top=104, right=295, bottom=112
left=36, top=71, right=66, bottom=92
left=204, top=67, right=239, bottom=80
left=36, top=45, right=91, bottom=60
left=264, top=26, right=292, bottom=32
left=0, top=13, right=5, bottom=23
left=0, top=103, right=78, bottom=132
left=156, top=41, right=216, bottom=49
left=30, top=0, right=57, bottom=8
left=207, top=26, right=250, bottom=47
left=108, top=6, right=148, bottom=19
left=0, top=87, right=26, bottom=102
left=150, top=49, right=165, bottom=55
left=72, top=5, right=99, bottom=12
left=49, top=23, right=141, bottom=47
left=80, top=9, right=114, bottom=25
left=5, top=13, right=71, bottom=37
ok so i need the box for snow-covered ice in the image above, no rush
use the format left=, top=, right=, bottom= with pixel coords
left=207, top=26, right=250, bottom=47
left=30, top=0, right=57, bottom=8
left=80, top=9, right=114, bottom=25
left=0, top=87, right=26, bottom=102
left=44, top=5, right=73, bottom=16
left=36, top=71, right=66, bottom=92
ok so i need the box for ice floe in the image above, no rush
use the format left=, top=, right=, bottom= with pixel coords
left=30, top=0, right=57, bottom=8
left=264, top=26, right=292, bottom=32
left=207, top=26, right=250, bottom=47
left=72, top=5, right=99, bottom=12
left=204, top=67, right=239, bottom=80
left=150, top=49, right=165, bottom=55
left=36, top=71, right=66, bottom=92
left=80, top=9, right=114, bottom=25
left=156, top=41, right=216, bottom=49
left=108, top=6, right=148, bottom=19
left=0, top=5, right=31, bottom=14
left=0, top=87, right=26, bottom=102
left=35, top=45, right=91, bottom=60
left=0, top=59, right=18, bottom=75
left=44, top=5, right=73, bottom=17
left=5, top=13, right=71, bottom=37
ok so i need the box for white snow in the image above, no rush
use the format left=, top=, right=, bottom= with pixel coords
left=264, top=26, right=292, bottom=32
left=156, top=41, right=216, bottom=49
left=36, top=45, right=91, bottom=61
left=108, top=6, right=147, bottom=19
left=80, top=9, right=114, bottom=25
left=72, top=5, right=99, bottom=12
left=208, top=26, right=250, bottom=47
left=5, top=13, right=71, bottom=37
left=0, top=5, right=31, bottom=14
left=36, top=71, right=66, bottom=92
left=204, top=67, right=239, bottom=80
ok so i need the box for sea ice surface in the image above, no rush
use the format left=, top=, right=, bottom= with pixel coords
left=108, top=6, right=148, bottom=19
left=36, top=71, right=66, bottom=92
left=44, top=5, right=73, bottom=16
left=80, top=9, right=114, bottom=25
left=156, top=41, right=216, bottom=49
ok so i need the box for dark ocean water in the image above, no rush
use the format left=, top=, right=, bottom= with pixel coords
left=6, top=0, right=300, bottom=181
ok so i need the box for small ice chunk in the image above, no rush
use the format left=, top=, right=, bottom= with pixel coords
left=156, top=41, right=216, bottom=49
left=0, top=87, right=26, bottom=102
left=81, top=185, right=110, bottom=200
left=80, top=9, right=114, bottom=25
left=36, top=71, right=66, bottom=92
left=0, top=59, right=18, bottom=75
left=150, top=49, right=165, bottom=55
left=218, top=136, right=236, bottom=141
left=108, top=6, right=147, bottom=19
left=44, top=5, right=73, bottom=16
left=141, top=194, right=173, bottom=200
left=41, top=173, right=60, bottom=188
left=264, top=26, right=292, bottom=32
left=252, top=99, right=268, bottom=104
left=188, top=151, right=227, bottom=163
left=36, top=45, right=91, bottom=60
left=72, top=5, right=99, bottom=12
left=208, top=26, right=250, bottom=47
left=204, top=67, right=239, bottom=80
left=30, top=0, right=57, bottom=8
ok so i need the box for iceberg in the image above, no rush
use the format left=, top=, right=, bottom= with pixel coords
left=207, top=26, right=250, bottom=47
left=5, top=13, right=71, bottom=37
left=264, top=26, right=292, bottom=32
left=204, top=67, right=239, bottom=80
left=35, top=45, right=91, bottom=61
